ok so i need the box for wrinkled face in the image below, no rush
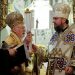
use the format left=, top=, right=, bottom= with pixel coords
left=13, top=23, right=25, bottom=38
left=53, top=17, right=65, bottom=33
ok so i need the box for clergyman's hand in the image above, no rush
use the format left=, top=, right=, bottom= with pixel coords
left=65, top=66, right=73, bottom=74
left=8, top=48, right=16, bottom=56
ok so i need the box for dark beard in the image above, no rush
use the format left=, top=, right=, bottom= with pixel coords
left=54, top=26, right=63, bottom=33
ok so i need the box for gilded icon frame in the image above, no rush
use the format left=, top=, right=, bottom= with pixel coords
left=0, top=0, right=8, bottom=31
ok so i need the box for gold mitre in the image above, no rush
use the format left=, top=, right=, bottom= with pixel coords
left=53, top=3, right=71, bottom=19
left=6, top=12, right=24, bottom=28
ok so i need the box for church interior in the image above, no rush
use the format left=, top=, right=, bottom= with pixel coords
left=0, top=0, right=75, bottom=75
